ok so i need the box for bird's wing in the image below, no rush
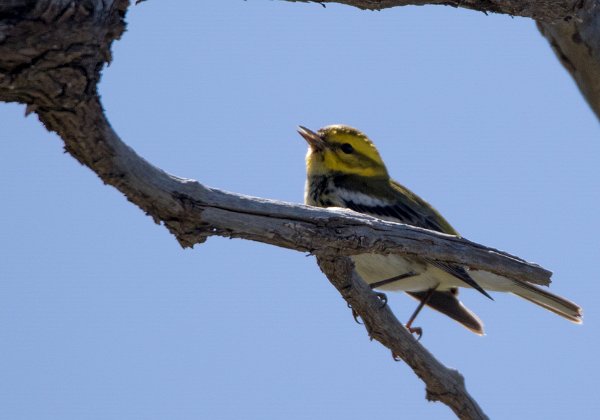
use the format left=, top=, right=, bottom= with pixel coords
left=388, top=180, right=459, bottom=235
left=425, top=260, right=492, bottom=299
left=340, top=178, right=491, bottom=299
left=407, top=289, right=484, bottom=335
left=332, top=176, right=458, bottom=234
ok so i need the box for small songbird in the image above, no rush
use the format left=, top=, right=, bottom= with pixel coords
left=298, top=124, right=582, bottom=336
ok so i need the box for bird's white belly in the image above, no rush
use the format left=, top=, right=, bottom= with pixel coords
left=351, top=253, right=462, bottom=292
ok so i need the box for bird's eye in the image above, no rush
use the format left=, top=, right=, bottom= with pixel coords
left=340, top=143, right=354, bottom=154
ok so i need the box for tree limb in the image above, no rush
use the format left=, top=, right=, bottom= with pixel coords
left=286, top=0, right=581, bottom=21
left=0, top=3, right=554, bottom=286
left=318, top=256, right=488, bottom=420
left=538, top=1, right=600, bottom=119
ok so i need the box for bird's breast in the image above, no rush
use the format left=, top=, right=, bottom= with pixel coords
left=305, top=175, right=342, bottom=207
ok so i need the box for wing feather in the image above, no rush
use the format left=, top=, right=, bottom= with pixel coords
left=338, top=178, right=491, bottom=299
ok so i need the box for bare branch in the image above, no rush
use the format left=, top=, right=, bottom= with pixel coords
left=0, top=2, right=553, bottom=287
left=0, top=96, right=556, bottom=288
left=318, top=256, right=488, bottom=420
left=284, top=0, right=581, bottom=22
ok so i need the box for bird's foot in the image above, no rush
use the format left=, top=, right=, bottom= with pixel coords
left=374, top=291, right=387, bottom=308
left=406, top=325, right=423, bottom=340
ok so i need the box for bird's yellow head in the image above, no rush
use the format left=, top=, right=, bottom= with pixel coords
left=298, top=125, right=389, bottom=178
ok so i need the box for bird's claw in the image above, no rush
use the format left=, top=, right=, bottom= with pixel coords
left=348, top=303, right=362, bottom=324
left=406, top=325, right=423, bottom=340
left=374, top=292, right=388, bottom=308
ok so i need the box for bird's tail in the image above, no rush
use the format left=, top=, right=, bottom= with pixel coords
left=469, top=270, right=583, bottom=324
left=509, top=279, right=582, bottom=324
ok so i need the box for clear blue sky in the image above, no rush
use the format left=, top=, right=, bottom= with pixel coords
left=1, top=2, right=598, bottom=419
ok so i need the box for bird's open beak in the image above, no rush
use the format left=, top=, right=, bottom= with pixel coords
left=297, top=125, right=326, bottom=151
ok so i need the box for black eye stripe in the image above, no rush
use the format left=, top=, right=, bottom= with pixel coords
left=340, top=143, right=354, bottom=154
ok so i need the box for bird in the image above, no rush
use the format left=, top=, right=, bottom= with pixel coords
left=298, top=124, right=582, bottom=336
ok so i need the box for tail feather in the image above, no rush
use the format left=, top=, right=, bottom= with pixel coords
left=470, top=270, right=583, bottom=324
left=510, top=279, right=582, bottom=324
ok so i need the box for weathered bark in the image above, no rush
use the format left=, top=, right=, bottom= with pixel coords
left=0, top=0, right=593, bottom=419
left=287, top=0, right=581, bottom=21
left=538, top=1, right=600, bottom=119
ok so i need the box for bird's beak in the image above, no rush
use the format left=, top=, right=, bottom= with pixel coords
left=297, top=125, right=326, bottom=151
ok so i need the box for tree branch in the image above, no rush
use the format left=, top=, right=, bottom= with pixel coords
left=318, top=256, right=488, bottom=420
left=538, top=1, right=600, bottom=119
left=286, top=0, right=581, bottom=21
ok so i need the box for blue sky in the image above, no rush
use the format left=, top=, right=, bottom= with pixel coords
left=1, top=2, right=599, bottom=419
